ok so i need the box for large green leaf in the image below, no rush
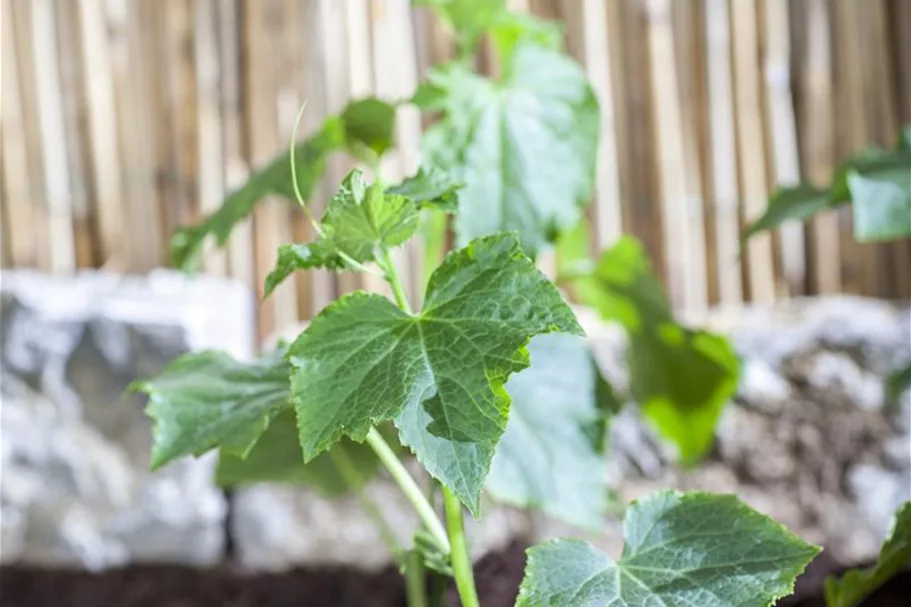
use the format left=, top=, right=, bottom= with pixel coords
left=580, top=236, right=739, bottom=463
left=517, top=490, right=820, bottom=607
left=132, top=349, right=291, bottom=470
left=848, top=169, right=911, bottom=242
left=287, top=232, right=582, bottom=513
left=486, top=333, right=619, bottom=529
left=170, top=97, right=398, bottom=271
left=216, top=409, right=382, bottom=496
left=825, top=502, right=911, bottom=607
left=264, top=170, right=418, bottom=296
left=418, top=43, right=599, bottom=258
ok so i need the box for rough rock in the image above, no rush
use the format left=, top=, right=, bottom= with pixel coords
left=0, top=270, right=254, bottom=569
left=541, top=297, right=911, bottom=565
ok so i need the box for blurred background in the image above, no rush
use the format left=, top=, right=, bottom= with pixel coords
left=2, top=0, right=910, bottom=340
left=1, top=1, right=910, bottom=605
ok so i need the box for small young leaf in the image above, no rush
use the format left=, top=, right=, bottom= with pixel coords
left=486, top=333, right=619, bottom=530
left=171, top=118, right=345, bottom=271
left=132, top=348, right=291, bottom=470
left=386, top=167, right=463, bottom=212
left=488, top=11, right=563, bottom=65
left=263, top=170, right=419, bottom=296
left=579, top=236, right=739, bottom=463
left=742, top=183, right=838, bottom=241
left=825, top=502, right=911, bottom=607
left=215, top=408, right=382, bottom=496
left=847, top=169, right=911, bottom=242
left=288, top=232, right=582, bottom=514
left=420, top=43, right=599, bottom=258
left=517, top=490, right=820, bottom=607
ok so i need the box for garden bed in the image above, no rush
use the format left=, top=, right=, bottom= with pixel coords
left=2, top=543, right=908, bottom=607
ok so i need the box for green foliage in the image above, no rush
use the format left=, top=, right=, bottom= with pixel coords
left=745, top=126, right=911, bottom=243
left=385, top=167, right=463, bottom=212
left=170, top=97, right=397, bottom=272
left=566, top=236, right=739, bottom=464
left=486, top=333, right=620, bottom=529
left=131, top=348, right=291, bottom=470
left=886, top=362, right=911, bottom=408
left=825, top=502, right=911, bottom=607
left=417, top=43, right=599, bottom=258
left=516, top=490, right=820, bottom=607
left=415, top=0, right=505, bottom=54
left=288, top=232, right=581, bottom=514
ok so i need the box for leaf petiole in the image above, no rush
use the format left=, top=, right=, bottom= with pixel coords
left=442, top=486, right=480, bottom=607
left=365, top=428, right=449, bottom=553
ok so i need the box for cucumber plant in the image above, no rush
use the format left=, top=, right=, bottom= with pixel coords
left=134, top=2, right=824, bottom=605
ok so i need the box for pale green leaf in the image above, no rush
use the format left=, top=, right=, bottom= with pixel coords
left=131, top=349, right=291, bottom=470
left=288, top=232, right=582, bottom=513
left=581, top=236, right=739, bottom=463
left=488, top=11, right=563, bottom=66
left=416, top=0, right=505, bottom=53
left=517, top=490, right=820, bottom=607
left=486, top=333, right=619, bottom=529
left=420, top=43, right=599, bottom=258
left=848, top=169, right=911, bottom=242
left=215, top=409, right=382, bottom=496
left=264, top=170, right=419, bottom=296
left=825, top=502, right=911, bottom=607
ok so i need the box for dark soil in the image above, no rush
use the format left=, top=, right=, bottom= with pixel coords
left=1, top=542, right=908, bottom=607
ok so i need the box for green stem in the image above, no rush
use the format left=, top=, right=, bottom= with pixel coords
left=442, top=486, right=480, bottom=607
left=404, top=550, right=428, bottom=607
left=365, top=428, right=450, bottom=553
left=380, top=245, right=412, bottom=313
left=328, top=447, right=401, bottom=558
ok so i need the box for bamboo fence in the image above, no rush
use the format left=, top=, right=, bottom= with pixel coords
left=1, top=0, right=909, bottom=340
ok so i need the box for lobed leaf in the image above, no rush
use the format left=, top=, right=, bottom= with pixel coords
left=418, top=43, right=599, bottom=258
left=386, top=167, right=463, bottom=212
left=575, top=236, right=740, bottom=464
left=825, top=502, right=911, bottom=607
left=517, top=490, right=820, bottom=607
left=287, top=232, right=582, bottom=514
left=132, top=349, right=291, bottom=470
left=486, top=333, right=620, bottom=530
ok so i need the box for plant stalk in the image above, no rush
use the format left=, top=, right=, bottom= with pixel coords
left=404, top=550, right=428, bottom=607
left=442, top=486, right=480, bottom=607
left=380, top=245, right=412, bottom=313
left=365, top=428, right=450, bottom=552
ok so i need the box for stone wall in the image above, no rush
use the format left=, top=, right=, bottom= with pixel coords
left=1, top=271, right=908, bottom=571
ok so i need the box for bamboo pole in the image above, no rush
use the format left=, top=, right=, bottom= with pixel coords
left=2, top=0, right=37, bottom=267
left=730, top=0, right=775, bottom=302
left=644, top=0, right=707, bottom=312
left=763, top=0, right=806, bottom=296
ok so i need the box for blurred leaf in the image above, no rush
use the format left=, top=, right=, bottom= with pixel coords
left=486, top=333, right=619, bottom=529
left=420, top=44, right=598, bottom=258
left=742, top=183, right=838, bottom=241
left=517, top=490, right=820, bottom=607
left=825, top=502, right=911, bottom=607
left=886, top=362, right=911, bottom=409
left=416, top=0, right=505, bottom=54
left=132, top=348, right=291, bottom=470
left=341, top=97, right=397, bottom=162
left=898, top=124, right=911, bottom=151
left=216, top=409, right=382, bottom=496
left=848, top=169, right=911, bottom=242
left=488, top=11, right=563, bottom=65
left=579, top=236, right=740, bottom=463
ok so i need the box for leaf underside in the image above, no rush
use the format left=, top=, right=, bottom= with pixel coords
left=288, top=232, right=582, bottom=514
left=516, top=490, right=820, bottom=607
